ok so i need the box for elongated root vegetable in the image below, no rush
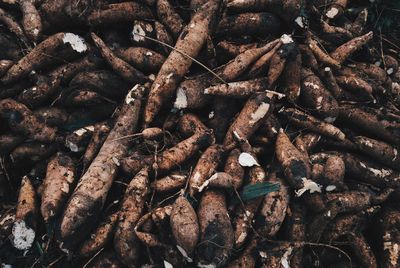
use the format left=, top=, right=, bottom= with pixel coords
left=188, top=144, right=224, bottom=196
left=224, top=149, right=245, bottom=189
left=330, top=31, right=373, bottom=64
left=170, top=196, right=199, bottom=254
left=12, top=177, right=37, bottom=250
left=378, top=207, right=400, bottom=268
left=275, top=130, right=320, bottom=196
left=114, top=167, right=150, bottom=266
left=157, top=0, right=185, bottom=39
left=116, top=47, right=166, bottom=74
left=280, top=107, right=345, bottom=140
left=80, top=212, right=119, bottom=257
left=20, top=0, right=42, bottom=42
left=143, top=0, right=221, bottom=126
left=197, top=189, right=234, bottom=267
left=59, top=85, right=146, bottom=249
left=91, top=32, right=146, bottom=84
left=0, top=99, right=57, bottom=143
left=1, top=32, right=87, bottom=84
left=223, top=92, right=274, bottom=150
left=204, top=78, right=267, bottom=98
left=82, top=123, right=111, bottom=169
left=40, top=153, right=76, bottom=223
left=151, top=172, right=187, bottom=193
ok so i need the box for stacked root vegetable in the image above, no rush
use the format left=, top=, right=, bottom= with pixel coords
left=0, top=0, right=400, bottom=267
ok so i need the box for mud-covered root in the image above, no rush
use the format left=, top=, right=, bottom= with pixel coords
left=267, top=35, right=295, bottom=87
left=347, top=233, right=378, bottom=268
left=335, top=75, right=374, bottom=100
left=283, top=203, right=306, bottom=267
left=330, top=31, right=373, bottom=64
left=258, top=241, right=296, bottom=268
left=224, top=149, right=244, bottom=189
left=19, top=0, right=42, bottom=42
left=377, top=207, right=400, bottom=268
left=300, top=68, right=339, bottom=121
left=170, top=196, right=199, bottom=255
left=197, top=189, right=234, bottom=267
left=114, top=167, right=150, bottom=266
left=0, top=99, right=57, bottom=142
left=247, top=41, right=282, bottom=79
left=320, top=67, right=344, bottom=99
left=87, top=2, right=153, bottom=26
left=151, top=172, right=187, bottom=193
left=143, top=0, right=221, bottom=127
left=0, top=134, right=24, bottom=155
left=322, top=156, right=346, bottom=191
left=91, top=32, right=146, bottom=84
left=384, top=55, right=399, bottom=76
left=79, top=212, right=119, bottom=257
left=1, top=32, right=88, bottom=84
left=204, top=78, right=268, bottom=98
left=216, top=12, right=281, bottom=37
left=154, top=21, right=174, bottom=55
left=82, top=123, right=111, bottom=169
left=0, top=8, right=30, bottom=47
left=65, top=125, right=94, bottom=152
left=0, top=59, right=14, bottom=77
left=227, top=238, right=257, bottom=268
left=177, top=113, right=209, bottom=137
left=280, top=46, right=302, bottom=102
left=12, top=176, right=37, bottom=251
left=89, top=249, right=123, bottom=268
left=233, top=166, right=265, bottom=248
left=116, top=47, right=166, bottom=74
left=40, top=153, right=76, bottom=223
left=256, top=175, right=289, bottom=238
left=353, top=136, right=400, bottom=170
left=188, top=144, right=224, bottom=196
left=223, top=92, right=274, bottom=150
left=306, top=35, right=341, bottom=68
left=156, top=0, right=185, bottom=39
left=275, top=129, right=321, bottom=196
left=10, top=142, right=56, bottom=163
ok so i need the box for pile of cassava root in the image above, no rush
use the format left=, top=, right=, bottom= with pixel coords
left=0, top=0, right=400, bottom=267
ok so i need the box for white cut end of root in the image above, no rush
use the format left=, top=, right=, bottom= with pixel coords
left=295, top=16, right=305, bottom=28
left=281, top=247, right=293, bottom=268
left=149, top=74, right=156, bottom=81
left=326, top=185, right=336, bottom=192
left=280, top=34, right=293, bottom=44
left=324, top=67, right=331, bottom=72
left=132, top=24, right=145, bottom=42
left=33, top=28, right=39, bottom=35
left=326, top=7, right=339, bottom=19
left=324, top=116, right=336, bottom=123
left=208, top=111, right=214, bottom=119
left=63, top=33, right=87, bottom=53
left=295, top=178, right=322, bottom=197
left=112, top=157, right=120, bottom=166
left=146, top=51, right=153, bottom=56
left=12, top=220, right=35, bottom=250
left=203, top=87, right=210, bottom=94
left=176, top=245, right=193, bottom=262
left=374, top=61, right=381, bottom=66
left=126, top=85, right=139, bottom=104
left=249, top=102, right=270, bottom=124
left=74, top=128, right=87, bottom=136
left=163, top=260, right=173, bottom=268
left=61, top=181, right=69, bottom=193
left=238, top=153, right=260, bottom=167
left=197, top=263, right=216, bottom=268
left=393, top=148, right=398, bottom=161
left=174, top=87, right=188, bottom=109
left=236, top=232, right=247, bottom=244
left=65, top=140, right=79, bottom=152
left=387, top=68, right=394, bottom=75
left=304, top=82, right=320, bottom=90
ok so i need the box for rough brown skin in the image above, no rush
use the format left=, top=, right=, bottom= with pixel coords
left=349, top=233, right=378, bottom=268
left=247, top=41, right=282, bottom=79
left=280, top=49, right=302, bottom=102
left=33, top=107, right=69, bottom=127
left=224, top=149, right=244, bottom=189
left=323, top=155, right=346, bottom=191
left=0, top=59, right=13, bottom=77
left=1, top=32, right=87, bottom=84
left=227, top=238, right=257, bottom=268
left=284, top=203, right=306, bottom=267
left=90, top=249, right=122, bottom=268
left=0, top=99, right=57, bottom=142
left=177, top=113, right=208, bottom=137
left=257, top=175, right=289, bottom=237
left=320, top=67, right=344, bottom=99
left=0, top=133, right=24, bottom=155
left=82, top=123, right=111, bottom=169
left=307, top=36, right=341, bottom=68
left=91, top=32, right=146, bottom=84
left=216, top=12, right=281, bottom=37
left=40, top=153, right=76, bottom=223
left=281, top=108, right=345, bottom=141
left=299, top=44, right=319, bottom=72
left=275, top=130, right=311, bottom=191
left=355, top=62, right=389, bottom=85
left=338, top=105, right=400, bottom=145
left=267, top=42, right=295, bottom=87
left=120, top=153, right=153, bottom=175
left=0, top=8, right=29, bottom=47
left=13, top=176, right=37, bottom=250
left=349, top=8, right=368, bottom=35
left=170, top=196, right=199, bottom=254
left=59, top=85, right=146, bottom=250
left=20, top=0, right=42, bottom=42
left=188, top=144, right=224, bottom=196
left=64, top=90, right=105, bottom=107
left=353, top=136, right=400, bottom=170
left=87, top=2, right=153, bottom=26
left=204, top=78, right=268, bottom=98
left=10, top=142, right=56, bottom=163
left=378, top=207, right=400, bottom=268
left=335, top=75, right=373, bottom=100
left=151, top=172, right=187, bottom=193
left=143, top=0, right=220, bottom=127
left=114, top=167, right=150, bottom=267
left=80, top=212, right=119, bottom=257
left=173, top=73, right=212, bottom=110
left=197, top=189, right=234, bottom=267
left=217, top=40, right=260, bottom=59
left=233, top=166, right=265, bottom=248
left=156, top=0, right=185, bottom=39
left=223, top=92, right=274, bottom=150
left=320, top=20, right=353, bottom=43
left=154, top=20, right=174, bottom=56
left=301, top=68, right=339, bottom=121
left=156, top=129, right=215, bottom=173
left=17, top=56, right=102, bottom=108
left=330, top=31, right=373, bottom=64
left=116, top=47, right=166, bottom=74
left=384, top=55, right=399, bottom=75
